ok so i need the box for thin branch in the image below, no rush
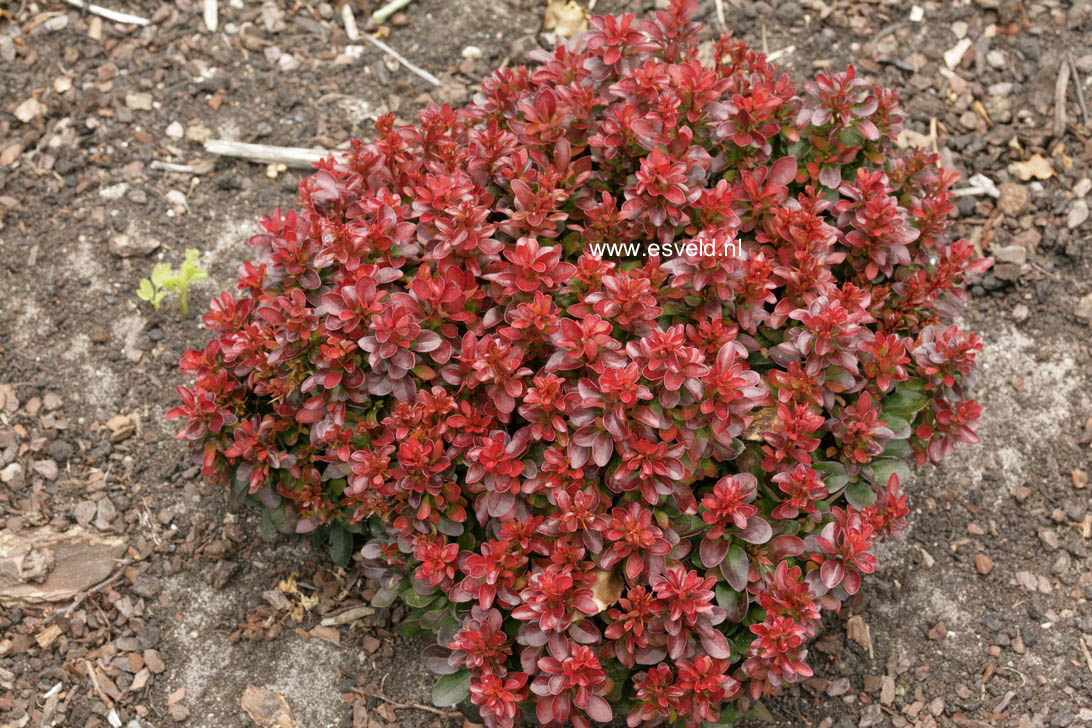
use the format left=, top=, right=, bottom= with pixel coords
left=63, top=0, right=149, bottom=25
left=1054, top=58, right=1070, bottom=138
left=204, top=0, right=217, bottom=31
left=1068, top=54, right=1090, bottom=127
left=358, top=690, right=460, bottom=719
left=361, top=33, right=440, bottom=86
left=367, top=0, right=413, bottom=29
left=203, top=139, right=333, bottom=168
left=150, top=161, right=197, bottom=174
left=713, top=0, right=726, bottom=33
left=1080, top=635, right=1092, bottom=676
left=84, top=660, right=114, bottom=709
left=341, top=2, right=359, bottom=41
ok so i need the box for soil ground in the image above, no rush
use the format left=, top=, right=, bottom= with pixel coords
left=2, top=1, right=1091, bottom=727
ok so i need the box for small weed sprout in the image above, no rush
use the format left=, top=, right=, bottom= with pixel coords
left=136, top=263, right=172, bottom=311
left=136, top=249, right=208, bottom=318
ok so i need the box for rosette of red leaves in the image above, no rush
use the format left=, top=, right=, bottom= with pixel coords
left=170, top=2, right=990, bottom=725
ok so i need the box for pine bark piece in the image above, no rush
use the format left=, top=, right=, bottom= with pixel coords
left=0, top=527, right=127, bottom=604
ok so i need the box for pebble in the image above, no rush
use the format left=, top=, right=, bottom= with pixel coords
left=997, top=182, right=1029, bottom=216
left=1077, top=293, right=1092, bottom=322
left=944, top=38, right=973, bottom=69
left=880, top=676, right=896, bottom=706
left=991, top=245, right=1027, bottom=265
left=951, top=20, right=968, bottom=39
left=144, top=649, right=166, bottom=673
left=974, top=553, right=994, bottom=575
left=827, top=677, right=851, bottom=697
left=461, top=45, right=482, bottom=59
left=1012, top=303, right=1030, bottom=322
left=1074, top=178, right=1092, bottom=198
left=184, top=124, right=212, bottom=143
left=1038, top=528, right=1059, bottom=550
left=75, top=500, right=97, bottom=527
left=859, top=704, right=883, bottom=727
left=926, top=620, right=947, bottom=640
left=165, top=121, right=184, bottom=140
left=986, top=49, right=1006, bottom=68
left=0, top=462, right=23, bottom=487
left=109, top=234, right=160, bottom=258
left=48, top=439, right=73, bottom=461
left=94, top=496, right=117, bottom=530
left=278, top=54, right=300, bottom=72
left=99, top=182, right=129, bottom=201
left=1051, top=551, right=1070, bottom=576
left=125, top=93, right=153, bottom=111
left=32, top=459, right=58, bottom=480
left=0, top=36, right=15, bottom=62
left=1067, top=199, right=1088, bottom=229
left=14, top=97, right=46, bottom=123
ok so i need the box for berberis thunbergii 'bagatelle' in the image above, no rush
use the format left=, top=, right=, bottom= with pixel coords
left=170, top=1, right=991, bottom=725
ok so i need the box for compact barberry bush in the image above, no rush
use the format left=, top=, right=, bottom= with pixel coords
left=170, top=1, right=991, bottom=724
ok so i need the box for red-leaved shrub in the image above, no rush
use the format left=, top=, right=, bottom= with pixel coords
left=170, top=1, right=991, bottom=724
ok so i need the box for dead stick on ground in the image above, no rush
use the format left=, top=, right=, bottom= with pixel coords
left=150, top=161, right=197, bottom=174
left=361, top=33, right=440, bottom=86
left=373, top=0, right=413, bottom=23
left=1054, top=58, right=1070, bottom=138
left=1081, top=636, right=1092, bottom=675
left=367, top=0, right=412, bottom=28
left=83, top=660, right=113, bottom=709
left=361, top=691, right=460, bottom=719
left=204, top=0, right=217, bottom=31
left=1068, top=54, right=1090, bottom=127
left=713, top=0, right=725, bottom=32
left=63, top=0, right=149, bottom=25
left=203, top=139, right=333, bottom=168
left=341, top=2, right=359, bottom=41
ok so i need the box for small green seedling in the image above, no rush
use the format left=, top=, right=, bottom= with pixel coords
left=136, top=263, right=172, bottom=311
left=136, top=249, right=208, bottom=318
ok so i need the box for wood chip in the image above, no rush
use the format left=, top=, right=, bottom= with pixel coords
left=35, top=624, right=63, bottom=648
left=309, top=625, right=340, bottom=646
left=320, top=604, right=375, bottom=626
left=241, top=685, right=294, bottom=728
left=846, top=614, right=873, bottom=657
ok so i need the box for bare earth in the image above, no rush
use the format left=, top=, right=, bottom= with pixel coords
left=1, top=1, right=1091, bottom=727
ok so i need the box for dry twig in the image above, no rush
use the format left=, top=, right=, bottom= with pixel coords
left=1068, top=54, right=1090, bottom=127
left=203, top=0, right=217, bottom=31
left=150, top=161, right=197, bottom=174
left=367, top=0, right=413, bottom=28
left=1080, top=635, right=1092, bottom=676
left=63, top=0, right=149, bottom=25
left=1054, top=58, right=1071, bottom=138
left=83, top=660, right=113, bottom=709
left=713, top=0, right=726, bottom=32
left=203, top=139, right=333, bottom=168
left=358, top=690, right=460, bottom=719
left=341, top=2, right=359, bottom=40
left=361, top=33, right=440, bottom=86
